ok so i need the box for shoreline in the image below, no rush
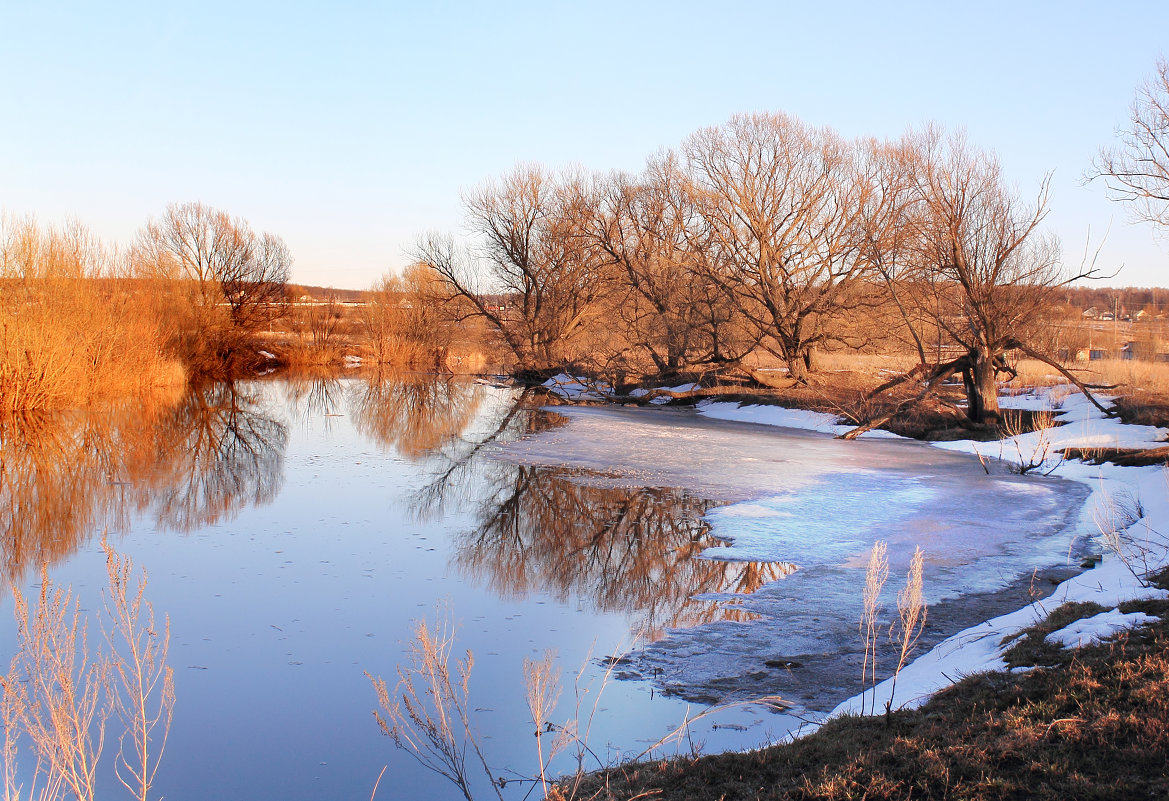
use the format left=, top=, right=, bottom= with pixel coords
left=539, top=377, right=1169, bottom=731
left=698, top=388, right=1169, bottom=727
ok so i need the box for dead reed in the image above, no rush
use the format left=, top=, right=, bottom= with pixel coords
left=1, top=543, right=174, bottom=801
left=859, top=541, right=888, bottom=715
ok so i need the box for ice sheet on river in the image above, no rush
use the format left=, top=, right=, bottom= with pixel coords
left=494, top=405, right=1091, bottom=707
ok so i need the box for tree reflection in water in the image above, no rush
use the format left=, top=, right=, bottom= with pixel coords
left=455, top=465, right=795, bottom=639
left=412, top=388, right=795, bottom=640
left=146, top=382, right=287, bottom=532
left=0, top=382, right=287, bottom=579
left=348, top=371, right=485, bottom=460
left=2, top=374, right=796, bottom=641
left=282, top=371, right=347, bottom=421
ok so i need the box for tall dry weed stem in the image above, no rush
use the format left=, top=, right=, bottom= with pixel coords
left=367, top=613, right=504, bottom=801
left=887, top=546, right=927, bottom=717
left=523, top=650, right=567, bottom=798
left=860, top=541, right=889, bottom=715
left=102, top=541, right=175, bottom=801
left=1, top=545, right=174, bottom=801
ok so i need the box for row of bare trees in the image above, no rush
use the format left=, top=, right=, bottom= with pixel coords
left=417, top=114, right=1098, bottom=425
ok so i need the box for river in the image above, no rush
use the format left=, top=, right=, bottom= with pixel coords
left=0, top=375, right=1090, bottom=800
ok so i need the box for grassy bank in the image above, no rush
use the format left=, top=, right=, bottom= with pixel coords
left=566, top=581, right=1169, bottom=801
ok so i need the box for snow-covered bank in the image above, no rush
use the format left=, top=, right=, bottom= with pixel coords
left=694, top=390, right=1169, bottom=722
left=698, top=400, right=902, bottom=439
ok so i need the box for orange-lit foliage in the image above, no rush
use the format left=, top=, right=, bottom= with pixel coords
left=0, top=216, right=184, bottom=412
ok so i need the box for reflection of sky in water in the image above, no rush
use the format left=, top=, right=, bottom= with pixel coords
left=0, top=379, right=790, bottom=801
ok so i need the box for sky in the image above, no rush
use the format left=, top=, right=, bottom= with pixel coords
left=2, top=1, right=1167, bottom=289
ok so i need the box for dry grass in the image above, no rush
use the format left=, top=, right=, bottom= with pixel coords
left=1011, top=357, right=1169, bottom=427
left=809, top=352, right=920, bottom=376
left=1000, top=602, right=1109, bottom=669
left=859, top=542, right=888, bottom=716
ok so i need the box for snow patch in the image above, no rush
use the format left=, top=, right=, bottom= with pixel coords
left=1045, top=609, right=1159, bottom=648
left=543, top=373, right=610, bottom=401
left=697, top=400, right=902, bottom=439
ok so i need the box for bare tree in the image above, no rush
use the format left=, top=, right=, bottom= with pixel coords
left=1091, top=58, right=1169, bottom=229
left=684, top=113, right=874, bottom=381
left=136, top=202, right=291, bottom=365
left=856, top=138, right=936, bottom=368
left=583, top=155, right=750, bottom=381
left=845, top=129, right=1109, bottom=436
left=416, top=166, right=607, bottom=378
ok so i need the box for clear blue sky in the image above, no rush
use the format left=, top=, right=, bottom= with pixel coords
left=2, top=1, right=1167, bottom=288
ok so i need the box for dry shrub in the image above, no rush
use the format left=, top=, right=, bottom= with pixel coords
left=1, top=544, right=174, bottom=801
left=0, top=217, right=185, bottom=412
left=366, top=610, right=504, bottom=801
left=282, top=295, right=347, bottom=368
left=360, top=265, right=456, bottom=369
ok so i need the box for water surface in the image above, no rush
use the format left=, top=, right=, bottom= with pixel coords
left=0, top=376, right=1090, bottom=799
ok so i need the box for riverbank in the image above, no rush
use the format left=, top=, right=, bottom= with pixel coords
left=566, top=587, right=1169, bottom=800
left=542, top=381, right=1169, bottom=799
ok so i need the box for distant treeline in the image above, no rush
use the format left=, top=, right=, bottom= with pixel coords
left=1056, top=286, right=1169, bottom=315
left=3, top=111, right=1166, bottom=422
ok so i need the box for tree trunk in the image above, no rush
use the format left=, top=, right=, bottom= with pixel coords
left=804, top=347, right=817, bottom=374
left=962, top=348, right=1000, bottom=425
left=787, top=354, right=808, bottom=382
